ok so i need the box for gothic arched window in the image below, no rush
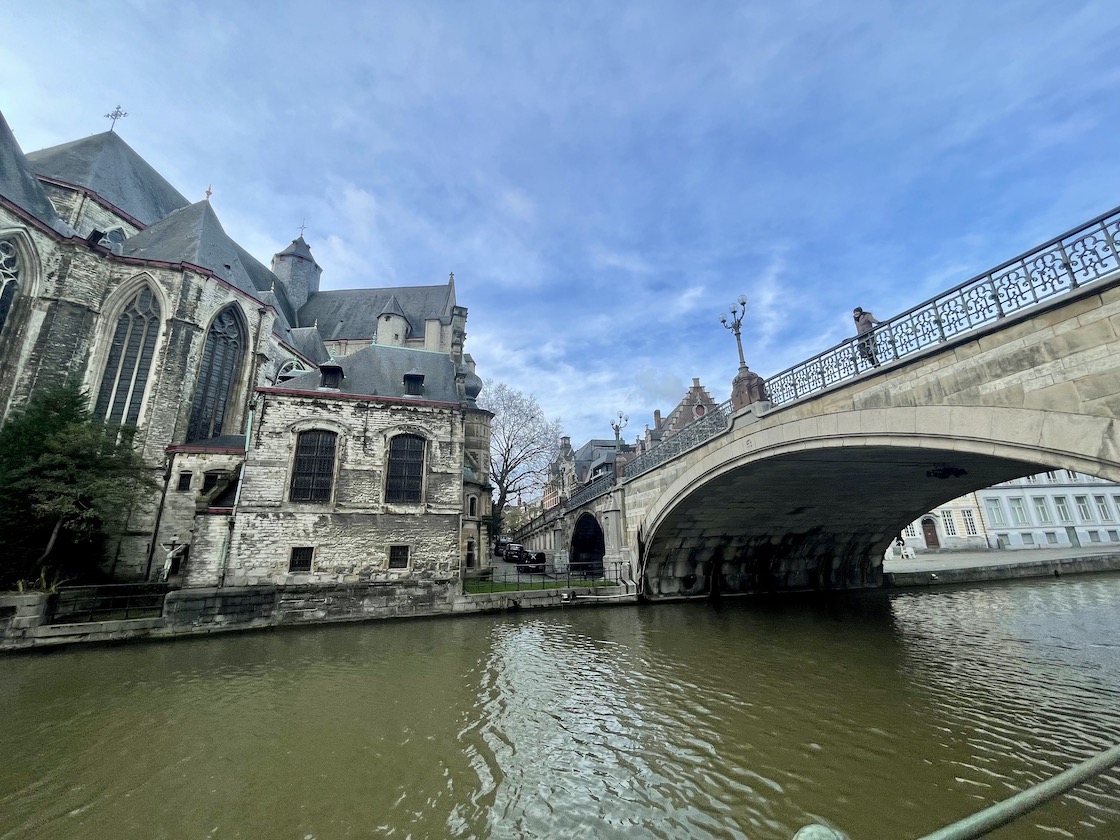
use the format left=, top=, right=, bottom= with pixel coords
left=386, top=434, right=425, bottom=503
left=94, top=286, right=162, bottom=426
left=0, top=240, right=20, bottom=338
left=187, top=307, right=245, bottom=441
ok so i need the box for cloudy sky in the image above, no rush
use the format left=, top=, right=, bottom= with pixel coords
left=4, top=1, right=1120, bottom=446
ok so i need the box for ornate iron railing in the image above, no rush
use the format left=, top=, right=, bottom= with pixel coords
left=620, top=399, right=735, bottom=479
left=567, top=474, right=616, bottom=508
left=765, top=204, right=1120, bottom=406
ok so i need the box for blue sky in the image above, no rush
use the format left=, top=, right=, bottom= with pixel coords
left=4, top=1, right=1120, bottom=446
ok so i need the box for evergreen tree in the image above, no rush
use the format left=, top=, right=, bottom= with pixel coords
left=0, top=383, right=157, bottom=590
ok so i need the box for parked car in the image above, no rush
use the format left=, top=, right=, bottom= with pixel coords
left=518, top=551, right=548, bottom=574
left=504, top=543, right=524, bottom=562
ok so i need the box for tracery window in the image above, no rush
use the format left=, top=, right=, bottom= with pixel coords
left=0, top=240, right=19, bottom=338
left=187, top=307, right=245, bottom=441
left=386, top=434, right=425, bottom=503
left=94, top=286, right=162, bottom=426
left=290, top=430, right=338, bottom=502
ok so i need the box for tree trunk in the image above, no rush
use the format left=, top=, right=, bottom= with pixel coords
left=36, top=518, right=63, bottom=566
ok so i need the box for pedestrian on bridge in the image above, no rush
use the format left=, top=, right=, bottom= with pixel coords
left=853, top=307, right=881, bottom=367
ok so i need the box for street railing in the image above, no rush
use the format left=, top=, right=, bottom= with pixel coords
left=766, top=204, right=1120, bottom=406
left=621, top=399, right=735, bottom=479
left=462, top=561, right=631, bottom=595
left=46, top=583, right=169, bottom=624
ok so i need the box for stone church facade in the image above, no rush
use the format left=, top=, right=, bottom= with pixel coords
left=0, top=111, right=491, bottom=591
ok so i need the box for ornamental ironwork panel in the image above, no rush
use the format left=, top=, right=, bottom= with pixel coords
left=568, top=475, right=615, bottom=508
left=621, top=399, right=734, bottom=479
left=764, top=205, right=1120, bottom=406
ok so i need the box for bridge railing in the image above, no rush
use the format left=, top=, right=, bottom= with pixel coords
left=567, top=474, right=617, bottom=508
left=765, top=204, right=1120, bottom=406
left=620, top=399, right=735, bottom=480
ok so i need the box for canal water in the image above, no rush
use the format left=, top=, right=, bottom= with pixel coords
left=2, top=575, right=1119, bottom=840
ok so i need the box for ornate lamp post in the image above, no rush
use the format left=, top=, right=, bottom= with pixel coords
left=719, top=294, right=769, bottom=410
left=610, top=411, right=628, bottom=442
left=719, top=295, right=749, bottom=371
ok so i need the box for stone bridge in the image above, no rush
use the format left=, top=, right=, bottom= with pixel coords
left=514, top=207, right=1120, bottom=599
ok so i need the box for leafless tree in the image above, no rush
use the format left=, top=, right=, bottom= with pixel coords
left=479, top=380, right=563, bottom=535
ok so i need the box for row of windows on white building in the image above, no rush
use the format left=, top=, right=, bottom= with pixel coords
left=902, top=471, right=1120, bottom=551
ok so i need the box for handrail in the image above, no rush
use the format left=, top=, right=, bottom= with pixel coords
left=791, top=742, right=1120, bottom=840
left=916, top=742, right=1120, bottom=840
left=621, top=399, right=735, bottom=479
left=765, top=204, right=1120, bottom=406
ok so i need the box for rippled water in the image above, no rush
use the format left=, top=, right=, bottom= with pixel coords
left=1, top=575, right=1119, bottom=840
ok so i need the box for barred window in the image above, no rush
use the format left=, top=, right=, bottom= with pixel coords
left=904, top=523, right=918, bottom=538
left=962, top=509, right=978, bottom=536
left=290, top=430, right=338, bottom=502
left=94, top=286, right=161, bottom=425
left=386, top=434, right=424, bottom=503
left=940, top=510, right=958, bottom=536
left=388, top=545, right=410, bottom=569
left=289, top=546, right=314, bottom=573
left=0, top=240, right=19, bottom=338
left=187, top=307, right=245, bottom=441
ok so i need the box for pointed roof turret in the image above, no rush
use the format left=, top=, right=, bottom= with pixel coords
left=26, top=130, right=189, bottom=226
left=0, top=111, right=71, bottom=234
left=276, top=235, right=320, bottom=267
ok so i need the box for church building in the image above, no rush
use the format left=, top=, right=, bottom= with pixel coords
left=0, top=110, right=492, bottom=591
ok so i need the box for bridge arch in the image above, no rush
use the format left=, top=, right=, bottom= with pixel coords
left=570, top=512, right=606, bottom=575
left=638, top=405, right=1120, bottom=598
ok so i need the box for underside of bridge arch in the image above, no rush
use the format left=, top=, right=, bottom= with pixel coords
left=642, top=445, right=1053, bottom=599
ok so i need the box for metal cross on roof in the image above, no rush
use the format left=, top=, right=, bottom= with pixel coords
left=299, top=220, right=307, bottom=236
left=104, top=106, right=128, bottom=131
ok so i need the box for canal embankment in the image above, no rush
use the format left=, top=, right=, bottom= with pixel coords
left=884, top=546, right=1120, bottom=587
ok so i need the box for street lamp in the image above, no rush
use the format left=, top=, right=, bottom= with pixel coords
left=719, top=295, right=748, bottom=371
left=610, top=411, right=628, bottom=442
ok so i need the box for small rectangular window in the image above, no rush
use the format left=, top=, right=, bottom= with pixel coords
left=1109, top=530, right=1119, bottom=542
left=1021, top=533, right=1035, bottom=546
left=904, top=523, right=918, bottom=538
left=1054, top=496, right=1073, bottom=523
left=1046, top=532, right=1059, bottom=544
left=1032, top=497, right=1053, bottom=524
left=1075, top=495, right=1093, bottom=521
left=388, top=545, right=410, bottom=569
left=177, top=472, right=193, bottom=491
left=289, top=546, right=314, bottom=573
left=1094, top=495, right=1113, bottom=522
left=1089, top=530, right=1102, bottom=543
left=984, top=499, right=1007, bottom=527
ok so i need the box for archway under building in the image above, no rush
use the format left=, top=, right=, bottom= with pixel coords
left=571, top=513, right=605, bottom=576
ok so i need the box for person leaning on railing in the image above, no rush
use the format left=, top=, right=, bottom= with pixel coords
left=853, top=306, right=881, bottom=367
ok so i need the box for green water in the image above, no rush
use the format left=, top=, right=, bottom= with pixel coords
left=2, top=576, right=1119, bottom=839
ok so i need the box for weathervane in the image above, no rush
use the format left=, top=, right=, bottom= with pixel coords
left=204, top=185, right=213, bottom=202
left=299, top=220, right=307, bottom=237
left=104, top=105, right=128, bottom=131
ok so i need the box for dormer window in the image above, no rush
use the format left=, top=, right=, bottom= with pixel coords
left=404, top=372, right=424, bottom=396
left=320, top=363, right=343, bottom=389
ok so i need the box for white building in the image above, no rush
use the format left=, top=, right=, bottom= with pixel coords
left=901, top=471, right=1120, bottom=552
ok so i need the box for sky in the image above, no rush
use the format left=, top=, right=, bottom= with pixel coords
left=3, top=1, right=1120, bottom=447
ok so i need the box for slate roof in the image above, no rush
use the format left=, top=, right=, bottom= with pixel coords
left=277, top=344, right=460, bottom=403
left=26, top=130, right=189, bottom=226
left=276, top=235, right=320, bottom=266
left=0, top=111, right=71, bottom=234
left=286, top=327, right=330, bottom=365
left=298, top=283, right=455, bottom=339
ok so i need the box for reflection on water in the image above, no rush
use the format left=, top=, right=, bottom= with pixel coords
left=1, top=576, right=1118, bottom=839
